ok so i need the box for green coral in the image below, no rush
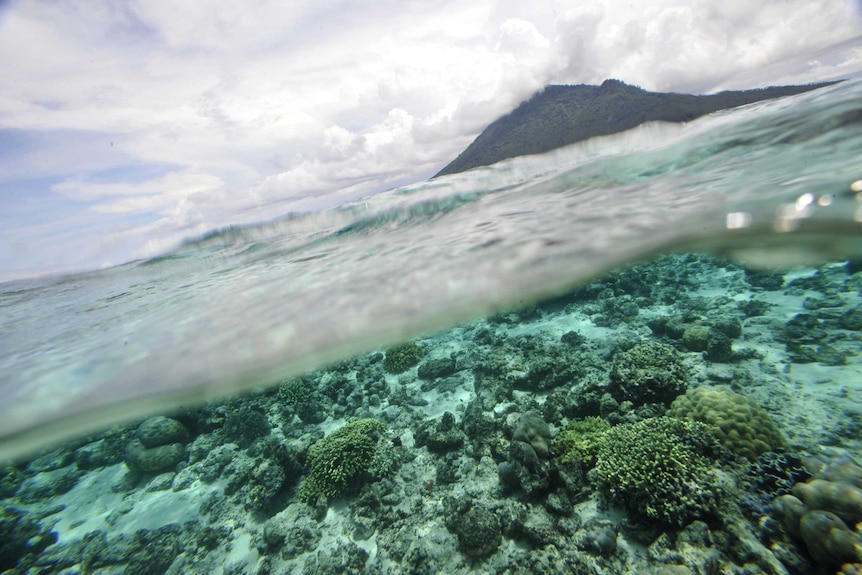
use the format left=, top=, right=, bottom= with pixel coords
left=299, top=418, right=388, bottom=503
left=382, top=341, right=423, bottom=374
left=595, top=416, right=724, bottom=526
left=553, top=416, right=611, bottom=467
left=278, top=378, right=326, bottom=423
left=669, top=387, right=787, bottom=461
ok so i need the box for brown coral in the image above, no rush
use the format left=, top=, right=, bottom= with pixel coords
left=669, top=387, right=786, bottom=461
left=773, top=455, right=862, bottom=568
left=794, top=478, right=862, bottom=526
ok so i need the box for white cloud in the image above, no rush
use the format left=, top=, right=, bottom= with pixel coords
left=0, top=0, right=860, bottom=278
left=54, top=169, right=224, bottom=214
left=552, top=0, right=862, bottom=92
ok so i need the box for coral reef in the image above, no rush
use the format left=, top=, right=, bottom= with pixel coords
left=595, top=416, right=726, bottom=526
left=8, top=254, right=862, bottom=575
left=512, top=411, right=552, bottom=459
left=772, top=455, right=862, bottom=568
left=553, top=416, right=610, bottom=467
left=0, top=505, right=57, bottom=571
left=299, top=418, right=393, bottom=503
left=222, top=404, right=271, bottom=447
left=417, top=357, right=458, bottom=380
left=608, top=340, right=689, bottom=407
left=124, top=416, right=190, bottom=473
left=444, top=498, right=502, bottom=558
left=279, top=378, right=327, bottom=423
left=669, top=387, right=787, bottom=461
left=383, top=341, right=424, bottom=374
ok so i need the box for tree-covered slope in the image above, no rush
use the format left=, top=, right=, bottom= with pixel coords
left=435, top=79, right=838, bottom=177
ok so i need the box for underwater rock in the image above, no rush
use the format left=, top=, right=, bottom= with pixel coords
left=222, top=405, right=270, bottom=447
left=258, top=503, right=322, bottom=560
left=779, top=313, right=827, bottom=344
left=814, top=343, right=848, bottom=366
left=417, top=357, right=458, bottom=380
left=16, top=465, right=82, bottom=502
left=743, top=267, right=785, bottom=290
left=421, top=411, right=466, bottom=453
left=444, top=499, right=501, bottom=558
left=839, top=304, right=862, bottom=330
left=573, top=521, right=618, bottom=557
left=738, top=298, right=773, bottom=317
left=74, top=436, right=126, bottom=470
left=144, top=472, right=175, bottom=492
left=705, top=331, right=734, bottom=362
left=0, top=466, right=23, bottom=498
left=711, top=316, right=742, bottom=339
left=0, top=505, right=58, bottom=571
left=26, top=447, right=75, bottom=473
left=125, top=523, right=184, bottom=575
left=499, top=544, right=596, bottom=575
left=279, top=378, right=328, bottom=424
left=246, top=458, right=286, bottom=510
left=681, top=325, right=709, bottom=352
left=513, top=506, right=560, bottom=548
left=302, top=539, right=369, bottom=575
left=124, top=440, right=186, bottom=473
left=460, top=400, right=498, bottom=457
left=511, top=356, right=565, bottom=392
left=669, top=387, right=787, bottom=461
left=136, top=416, right=189, bottom=448
left=608, top=340, right=689, bottom=407
left=560, top=330, right=587, bottom=346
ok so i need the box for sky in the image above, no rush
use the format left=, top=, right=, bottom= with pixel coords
left=1, top=0, right=861, bottom=281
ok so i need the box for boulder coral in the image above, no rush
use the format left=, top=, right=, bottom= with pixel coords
left=670, top=387, right=786, bottom=461
left=512, top=411, right=552, bottom=459
left=772, top=455, right=862, bottom=567
left=124, top=416, right=189, bottom=473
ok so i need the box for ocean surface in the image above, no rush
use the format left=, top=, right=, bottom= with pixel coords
left=2, top=79, right=862, bottom=574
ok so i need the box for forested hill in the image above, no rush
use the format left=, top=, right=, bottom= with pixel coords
left=434, top=79, right=839, bottom=177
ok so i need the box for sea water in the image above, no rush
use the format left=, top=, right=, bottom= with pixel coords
left=1, top=80, right=861, bottom=574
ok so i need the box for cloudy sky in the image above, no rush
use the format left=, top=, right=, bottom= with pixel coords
left=1, top=0, right=861, bottom=280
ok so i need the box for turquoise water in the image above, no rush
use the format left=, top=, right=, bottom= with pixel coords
left=2, top=80, right=862, bottom=574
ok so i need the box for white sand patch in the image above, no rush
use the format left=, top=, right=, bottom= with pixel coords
left=36, top=464, right=220, bottom=543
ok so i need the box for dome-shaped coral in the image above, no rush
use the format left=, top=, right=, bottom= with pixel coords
left=670, top=387, right=786, bottom=461
left=773, top=455, right=862, bottom=568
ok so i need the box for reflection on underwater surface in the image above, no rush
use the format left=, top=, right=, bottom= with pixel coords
left=1, top=80, right=862, bottom=573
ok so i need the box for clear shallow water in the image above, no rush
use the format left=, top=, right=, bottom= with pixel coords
left=2, top=79, right=862, bottom=462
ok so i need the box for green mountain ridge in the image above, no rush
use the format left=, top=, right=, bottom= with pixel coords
left=435, top=79, right=839, bottom=177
